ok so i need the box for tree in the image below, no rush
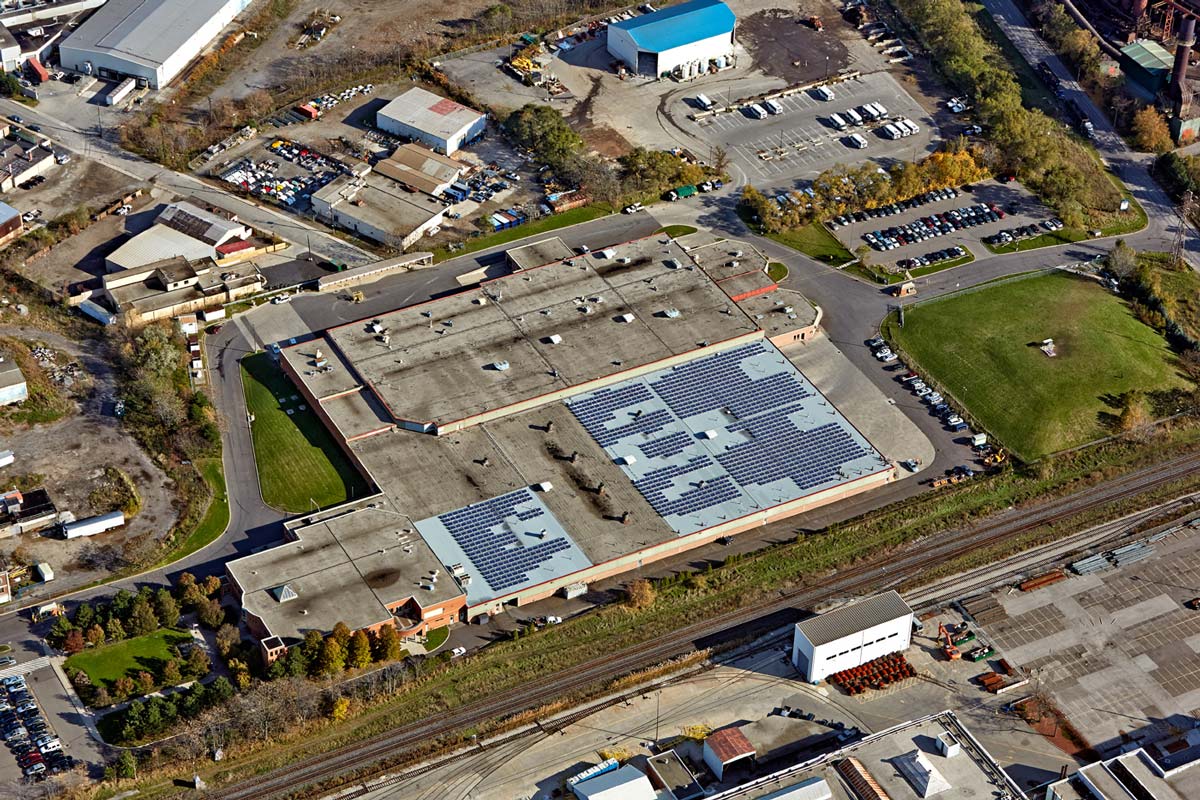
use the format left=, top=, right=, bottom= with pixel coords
left=209, top=676, right=234, bottom=702
left=215, top=623, right=240, bottom=659
left=331, top=621, right=352, bottom=650
left=626, top=578, right=656, bottom=610
left=227, top=658, right=251, bottom=690
left=113, top=676, right=135, bottom=702
left=301, top=630, right=324, bottom=664
left=1119, top=390, right=1153, bottom=435
left=326, top=695, right=351, bottom=721
left=162, top=659, right=182, bottom=686
left=201, top=575, right=222, bottom=597
left=115, top=750, right=137, bottom=779
left=154, top=588, right=180, bottom=628
left=109, top=589, right=134, bottom=622
left=347, top=630, right=372, bottom=670
left=373, top=625, right=402, bottom=663
left=316, top=637, right=345, bottom=677
left=86, top=623, right=106, bottom=648
left=73, top=602, right=95, bottom=630
left=283, top=644, right=308, bottom=677
left=1107, top=239, right=1138, bottom=279
left=48, top=615, right=75, bottom=649
left=128, top=598, right=160, bottom=637
left=105, top=617, right=126, bottom=643
left=63, top=629, right=85, bottom=655
left=197, top=597, right=224, bottom=629
left=503, top=104, right=583, bottom=168
left=135, top=671, right=155, bottom=695
left=1132, top=106, right=1173, bottom=154
left=93, top=686, right=112, bottom=707
left=186, top=645, right=211, bottom=677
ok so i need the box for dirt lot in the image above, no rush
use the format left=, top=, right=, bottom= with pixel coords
left=739, top=6, right=855, bottom=84
left=0, top=327, right=178, bottom=600
left=13, top=188, right=163, bottom=294
left=4, top=157, right=140, bottom=225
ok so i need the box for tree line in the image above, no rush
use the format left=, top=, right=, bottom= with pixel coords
left=741, top=146, right=989, bottom=232
left=896, top=0, right=1121, bottom=227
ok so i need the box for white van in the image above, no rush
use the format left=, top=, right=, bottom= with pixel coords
left=899, top=118, right=920, bottom=135
left=747, top=103, right=768, bottom=120
left=870, top=102, right=889, bottom=118
left=828, top=112, right=848, bottom=130
left=848, top=133, right=868, bottom=149
left=696, top=93, right=714, bottom=110
left=815, top=85, right=835, bottom=101
left=843, top=107, right=864, bottom=126
left=881, top=123, right=902, bottom=140
left=858, top=104, right=879, bottom=121
left=764, top=99, right=783, bottom=115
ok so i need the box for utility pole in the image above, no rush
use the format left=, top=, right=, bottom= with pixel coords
left=654, top=691, right=661, bottom=742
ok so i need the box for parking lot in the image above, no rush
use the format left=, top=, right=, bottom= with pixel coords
left=0, top=660, right=76, bottom=785
left=830, top=178, right=1055, bottom=269
left=691, top=71, right=936, bottom=186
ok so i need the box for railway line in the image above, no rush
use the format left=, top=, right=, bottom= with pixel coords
left=215, top=449, right=1200, bottom=800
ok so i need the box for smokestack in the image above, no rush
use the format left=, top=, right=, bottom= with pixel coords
left=1173, top=16, right=1196, bottom=118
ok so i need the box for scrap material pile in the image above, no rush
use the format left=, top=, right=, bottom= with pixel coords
left=829, top=652, right=916, bottom=694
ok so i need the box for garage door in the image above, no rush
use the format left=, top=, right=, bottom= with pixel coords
left=637, top=50, right=657, bottom=77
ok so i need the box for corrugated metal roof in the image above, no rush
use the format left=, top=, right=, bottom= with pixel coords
left=611, top=0, right=735, bottom=53
left=377, top=87, right=485, bottom=142
left=61, top=0, right=252, bottom=71
left=794, top=591, right=912, bottom=647
left=1120, top=40, right=1173, bottom=72
left=572, top=765, right=657, bottom=800
left=106, top=224, right=214, bottom=271
left=706, top=726, right=755, bottom=762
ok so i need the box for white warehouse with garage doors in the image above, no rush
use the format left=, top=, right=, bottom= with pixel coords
left=606, top=0, right=736, bottom=78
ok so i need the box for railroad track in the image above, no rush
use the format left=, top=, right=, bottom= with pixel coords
left=216, top=450, right=1200, bottom=800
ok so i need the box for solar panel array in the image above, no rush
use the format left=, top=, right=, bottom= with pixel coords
left=567, top=340, right=887, bottom=534
left=417, top=488, right=592, bottom=603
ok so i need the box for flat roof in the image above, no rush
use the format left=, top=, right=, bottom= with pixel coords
left=646, top=750, right=704, bottom=800
left=377, top=87, right=485, bottom=141
left=313, top=174, right=446, bottom=235
left=611, top=0, right=735, bottom=53
left=373, top=143, right=465, bottom=194
left=0, top=351, right=23, bottom=391
left=567, top=340, right=889, bottom=535
left=414, top=487, right=593, bottom=605
left=228, top=499, right=463, bottom=645
left=61, top=0, right=248, bottom=71
left=795, top=591, right=912, bottom=647
left=506, top=237, right=575, bottom=270
left=310, top=236, right=758, bottom=429
left=711, top=712, right=1023, bottom=800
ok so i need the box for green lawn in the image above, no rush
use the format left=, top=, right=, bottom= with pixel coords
left=769, top=222, right=853, bottom=265
left=432, top=206, right=611, bottom=263
left=66, top=629, right=192, bottom=689
left=767, top=262, right=788, bottom=282
left=656, top=225, right=698, bottom=238
left=425, top=627, right=449, bottom=652
left=241, top=353, right=370, bottom=513
left=884, top=272, right=1188, bottom=459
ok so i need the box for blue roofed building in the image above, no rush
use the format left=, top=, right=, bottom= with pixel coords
left=607, top=0, right=736, bottom=78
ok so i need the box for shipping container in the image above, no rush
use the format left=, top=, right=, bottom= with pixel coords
left=106, top=77, right=135, bottom=107
left=62, top=511, right=125, bottom=539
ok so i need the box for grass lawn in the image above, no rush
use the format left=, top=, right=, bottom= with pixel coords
left=770, top=223, right=853, bottom=265
left=241, top=353, right=370, bottom=513
left=656, top=224, right=698, bottom=238
left=767, top=262, right=788, bottom=281
left=66, top=629, right=192, bottom=689
left=1152, top=256, right=1200, bottom=341
left=425, top=627, right=449, bottom=652
left=178, top=459, right=229, bottom=555
left=432, top=206, right=610, bottom=263
left=884, top=272, right=1188, bottom=459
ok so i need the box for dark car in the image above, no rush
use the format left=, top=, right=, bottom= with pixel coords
left=7, top=114, right=21, bottom=124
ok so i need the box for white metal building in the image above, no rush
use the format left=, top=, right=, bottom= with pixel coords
left=58, top=0, right=254, bottom=88
left=791, top=591, right=914, bottom=682
left=375, top=87, right=487, bottom=155
left=606, top=0, right=736, bottom=78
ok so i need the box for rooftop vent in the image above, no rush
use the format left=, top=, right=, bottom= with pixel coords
left=615, top=313, right=635, bottom=323
left=545, top=334, right=563, bottom=344
left=936, top=731, right=961, bottom=757
left=534, top=481, right=553, bottom=492
left=664, top=258, right=681, bottom=269
left=270, top=584, right=298, bottom=603
left=491, top=360, right=511, bottom=371
left=617, top=454, right=637, bottom=465
left=700, top=430, right=718, bottom=439
left=663, top=308, right=681, bottom=319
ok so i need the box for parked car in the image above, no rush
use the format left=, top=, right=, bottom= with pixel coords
left=450, top=646, right=468, bottom=657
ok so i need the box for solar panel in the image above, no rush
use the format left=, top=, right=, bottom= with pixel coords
left=566, top=340, right=886, bottom=535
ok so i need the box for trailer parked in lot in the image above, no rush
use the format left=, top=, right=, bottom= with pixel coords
left=62, top=511, right=125, bottom=539
left=106, top=77, right=135, bottom=106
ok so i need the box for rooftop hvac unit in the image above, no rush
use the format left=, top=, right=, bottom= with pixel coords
left=580, top=305, right=593, bottom=315
left=492, top=360, right=510, bottom=371
left=546, top=334, right=562, bottom=344
left=663, top=308, right=681, bottom=318
left=617, top=454, right=637, bottom=465
left=369, top=321, right=383, bottom=333
left=534, top=481, right=553, bottom=492
left=665, top=258, right=680, bottom=269
left=616, top=313, right=635, bottom=323
left=700, top=430, right=719, bottom=439
left=616, top=257, right=631, bottom=264
left=783, top=306, right=794, bottom=314
left=599, top=248, right=616, bottom=258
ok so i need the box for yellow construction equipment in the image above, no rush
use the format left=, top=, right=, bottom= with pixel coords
left=984, top=448, right=1007, bottom=467
left=938, top=623, right=961, bottom=661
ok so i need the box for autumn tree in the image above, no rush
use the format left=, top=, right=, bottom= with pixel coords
left=162, top=659, right=183, bottom=686
left=331, top=621, right=352, bottom=650
left=348, top=630, right=372, bottom=670
left=63, top=628, right=85, bottom=655
left=372, top=625, right=402, bottom=663
left=86, top=624, right=105, bottom=648
left=186, top=645, right=211, bottom=677
left=1132, top=106, right=1173, bottom=154
left=626, top=578, right=656, bottom=610
left=215, top=623, right=241, bottom=659
left=129, top=598, right=160, bottom=637
left=154, top=588, right=180, bottom=628
left=317, top=637, right=346, bottom=677
left=197, top=598, right=224, bottom=629
left=106, top=617, right=126, bottom=642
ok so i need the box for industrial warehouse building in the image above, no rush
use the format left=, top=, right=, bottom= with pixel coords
left=229, top=232, right=894, bottom=660
left=58, top=0, right=254, bottom=88
left=791, top=591, right=914, bottom=682
left=375, top=87, right=487, bottom=155
left=607, top=0, right=736, bottom=78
